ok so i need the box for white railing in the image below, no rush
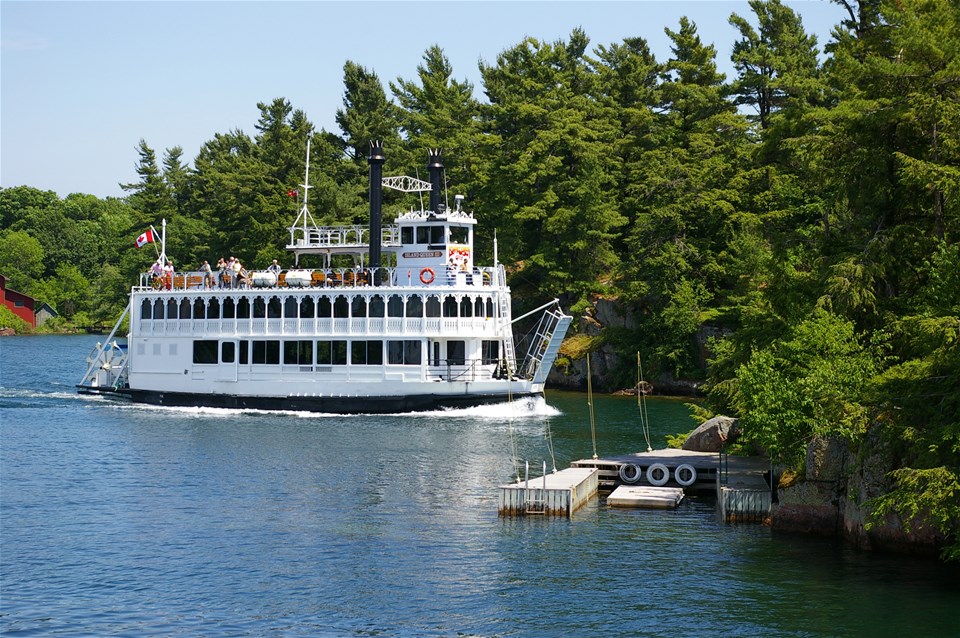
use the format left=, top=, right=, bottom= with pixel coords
left=135, top=265, right=505, bottom=292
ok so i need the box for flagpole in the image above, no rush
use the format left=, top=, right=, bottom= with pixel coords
left=160, top=219, right=167, bottom=264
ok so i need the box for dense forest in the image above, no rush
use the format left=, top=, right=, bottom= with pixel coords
left=1, top=0, right=957, bottom=557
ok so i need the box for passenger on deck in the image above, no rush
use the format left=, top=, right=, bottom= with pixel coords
left=200, top=260, right=214, bottom=288
left=163, top=261, right=174, bottom=290
left=216, top=258, right=227, bottom=288
left=267, top=259, right=281, bottom=275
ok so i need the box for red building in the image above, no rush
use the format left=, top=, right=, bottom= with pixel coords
left=0, top=274, right=37, bottom=328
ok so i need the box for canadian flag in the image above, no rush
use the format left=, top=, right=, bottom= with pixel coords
left=135, top=228, right=155, bottom=248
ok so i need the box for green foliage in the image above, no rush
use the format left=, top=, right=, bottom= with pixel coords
left=0, top=304, right=32, bottom=333
left=867, top=467, right=960, bottom=561
left=732, top=309, right=879, bottom=466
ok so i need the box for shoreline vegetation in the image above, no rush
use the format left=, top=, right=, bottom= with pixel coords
left=2, top=0, right=957, bottom=559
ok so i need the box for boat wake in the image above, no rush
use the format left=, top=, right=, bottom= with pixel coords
left=407, top=396, right=561, bottom=419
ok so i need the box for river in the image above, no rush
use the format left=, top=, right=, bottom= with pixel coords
left=2, top=335, right=958, bottom=636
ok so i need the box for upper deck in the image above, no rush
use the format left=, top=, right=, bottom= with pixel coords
left=136, top=263, right=506, bottom=294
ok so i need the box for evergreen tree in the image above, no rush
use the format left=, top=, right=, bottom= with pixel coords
left=479, top=29, right=625, bottom=302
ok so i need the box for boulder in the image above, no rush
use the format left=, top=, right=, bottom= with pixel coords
left=682, top=416, right=740, bottom=452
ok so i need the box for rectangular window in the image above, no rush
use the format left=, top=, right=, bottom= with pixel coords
left=447, top=340, right=465, bottom=366
left=352, top=340, right=383, bottom=365
left=252, top=340, right=280, bottom=364
left=401, top=227, right=414, bottom=244
left=317, top=340, right=347, bottom=365
left=482, top=340, right=500, bottom=364
left=193, top=340, right=218, bottom=364
left=239, top=340, right=249, bottom=365
left=222, top=341, right=235, bottom=363
left=284, top=340, right=313, bottom=365
left=388, top=340, right=422, bottom=365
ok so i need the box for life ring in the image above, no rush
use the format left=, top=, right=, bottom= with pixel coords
left=419, top=268, right=435, bottom=285
left=674, top=463, right=697, bottom=487
left=618, top=463, right=642, bottom=484
left=647, top=463, right=669, bottom=486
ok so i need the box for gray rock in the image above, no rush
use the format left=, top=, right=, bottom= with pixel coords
left=682, top=416, right=740, bottom=452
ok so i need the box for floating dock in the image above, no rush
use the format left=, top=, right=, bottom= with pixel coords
left=498, top=467, right=598, bottom=517
left=607, top=485, right=684, bottom=509
left=571, top=449, right=721, bottom=493
left=572, top=449, right=774, bottom=522
left=718, top=453, right=773, bottom=523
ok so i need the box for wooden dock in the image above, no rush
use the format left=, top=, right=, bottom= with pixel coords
left=498, top=467, right=598, bottom=517
left=607, top=485, right=684, bottom=509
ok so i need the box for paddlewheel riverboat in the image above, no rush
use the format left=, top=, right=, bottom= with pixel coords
left=78, top=144, right=571, bottom=413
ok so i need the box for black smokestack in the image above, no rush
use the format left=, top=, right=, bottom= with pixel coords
left=428, top=149, right=443, bottom=213
left=368, top=141, right=385, bottom=285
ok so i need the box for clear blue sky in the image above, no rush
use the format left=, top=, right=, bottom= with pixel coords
left=1, top=0, right=847, bottom=199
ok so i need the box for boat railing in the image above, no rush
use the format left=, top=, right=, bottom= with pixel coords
left=288, top=224, right=402, bottom=250
left=427, top=358, right=502, bottom=383
left=136, top=265, right=505, bottom=292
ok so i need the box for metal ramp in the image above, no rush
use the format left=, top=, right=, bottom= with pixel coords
left=77, top=302, right=130, bottom=393
left=519, top=303, right=572, bottom=383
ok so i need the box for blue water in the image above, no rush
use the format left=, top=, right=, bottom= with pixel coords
left=2, top=335, right=958, bottom=636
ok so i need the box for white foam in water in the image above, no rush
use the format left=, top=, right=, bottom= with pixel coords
left=409, top=396, right=562, bottom=419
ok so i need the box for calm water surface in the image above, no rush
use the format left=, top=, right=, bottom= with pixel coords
left=2, top=335, right=958, bottom=636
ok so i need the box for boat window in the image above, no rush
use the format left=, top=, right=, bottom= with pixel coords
left=283, top=340, right=313, bottom=365
left=279, top=297, right=293, bottom=319
left=153, top=299, right=164, bottom=319
left=474, top=298, right=484, bottom=317
left=179, top=299, right=192, bottom=319
left=431, top=226, right=444, bottom=244
left=405, top=296, right=423, bottom=318
left=193, top=340, right=218, bottom=364
left=333, top=296, right=349, bottom=318
left=351, top=296, right=367, bottom=318
left=450, top=227, right=468, bottom=244
left=388, top=340, right=422, bottom=365
left=167, top=299, right=178, bottom=320
left=369, top=295, right=385, bottom=318
left=401, top=227, right=414, bottom=244
left=486, top=299, right=494, bottom=318
left=208, top=297, right=220, bottom=318
left=317, top=296, right=332, bottom=318
left=317, top=340, right=347, bottom=365
left=252, top=340, right=280, bottom=364
left=425, top=296, right=441, bottom=317
left=442, top=296, right=458, bottom=317
left=482, top=340, right=500, bottom=364
left=416, top=227, right=430, bottom=244
left=387, top=295, right=404, bottom=317
left=300, top=297, right=315, bottom=318
left=351, top=340, right=383, bottom=365
left=222, top=298, right=236, bottom=319
left=237, top=298, right=251, bottom=319
left=141, top=299, right=152, bottom=319
left=253, top=298, right=266, bottom=319
left=239, top=340, right=249, bottom=364
left=447, top=340, right=466, bottom=366
left=221, top=341, right=235, bottom=363
left=193, top=298, right=206, bottom=319
left=460, top=297, right=472, bottom=317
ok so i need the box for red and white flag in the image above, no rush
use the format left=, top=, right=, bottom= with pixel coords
left=135, top=228, right=155, bottom=248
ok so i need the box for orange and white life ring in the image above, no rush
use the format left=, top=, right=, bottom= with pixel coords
left=420, top=268, right=435, bottom=285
